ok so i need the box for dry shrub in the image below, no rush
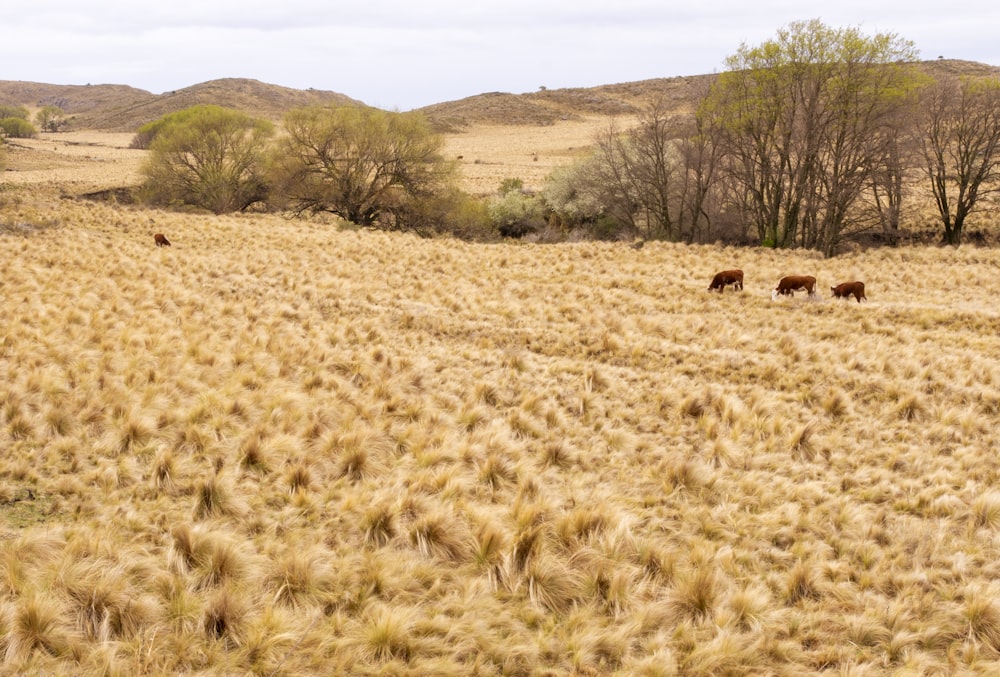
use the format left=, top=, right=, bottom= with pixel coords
left=784, top=559, right=822, bottom=604
left=265, top=549, right=333, bottom=608
left=670, top=567, right=719, bottom=623
left=361, top=503, right=398, bottom=548
left=678, top=631, right=760, bottom=676
left=556, top=505, right=612, bottom=547
left=525, top=555, right=580, bottom=613
left=193, top=474, right=244, bottom=520
left=472, top=521, right=508, bottom=591
left=355, top=603, right=416, bottom=664
left=409, top=511, right=471, bottom=562
left=202, top=584, right=249, bottom=646
left=971, top=492, right=1000, bottom=529
left=965, top=588, right=1000, bottom=651
left=61, top=560, right=158, bottom=641
left=3, top=594, right=77, bottom=662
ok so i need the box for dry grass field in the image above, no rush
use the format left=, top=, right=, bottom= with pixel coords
left=2, top=119, right=615, bottom=197
left=3, top=173, right=1000, bottom=675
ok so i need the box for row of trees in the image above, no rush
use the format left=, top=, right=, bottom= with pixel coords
left=536, top=21, right=1000, bottom=252
left=136, top=20, right=1000, bottom=250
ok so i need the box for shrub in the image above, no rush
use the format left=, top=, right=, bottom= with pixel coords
left=269, top=106, right=456, bottom=230
left=0, top=117, right=37, bottom=138
left=138, top=105, right=273, bottom=214
left=487, top=187, right=546, bottom=238
left=0, top=105, right=29, bottom=120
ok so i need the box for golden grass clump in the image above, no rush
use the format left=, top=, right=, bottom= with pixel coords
left=3, top=187, right=1000, bottom=673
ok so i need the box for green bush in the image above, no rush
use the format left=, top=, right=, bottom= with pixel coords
left=138, top=105, right=273, bottom=214
left=0, top=117, right=37, bottom=138
left=269, top=106, right=456, bottom=230
left=35, top=106, right=67, bottom=133
left=0, top=105, right=29, bottom=120
left=487, top=185, right=546, bottom=238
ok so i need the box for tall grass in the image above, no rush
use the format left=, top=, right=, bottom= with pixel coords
left=2, top=189, right=1000, bottom=673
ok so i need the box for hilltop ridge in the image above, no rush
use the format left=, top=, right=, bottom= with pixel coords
left=1, top=60, right=997, bottom=133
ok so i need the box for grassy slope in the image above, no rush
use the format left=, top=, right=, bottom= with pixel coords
left=2, top=194, right=1000, bottom=674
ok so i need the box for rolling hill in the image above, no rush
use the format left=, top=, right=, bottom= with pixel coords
left=2, top=59, right=997, bottom=134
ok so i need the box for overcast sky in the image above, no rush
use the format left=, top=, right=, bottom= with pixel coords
left=3, top=1, right=998, bottom=111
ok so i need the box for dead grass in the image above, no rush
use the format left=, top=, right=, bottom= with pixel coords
left=2, top=184, right=1000, bottom=673
left=0, top=117, right=617, bottom=196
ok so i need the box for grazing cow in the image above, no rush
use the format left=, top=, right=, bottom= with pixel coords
left=154, top=233, right=171, bottom=247
left=831, top=281, right=867, bottom=303
left=708, top=269, right=744, bottom=293
left=772, top=275, right=817, bottom=300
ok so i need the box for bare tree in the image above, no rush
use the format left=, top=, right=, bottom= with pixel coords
left=917, top=74, right=1000, bottom=245
left=868, top=122, right=906, bottom=243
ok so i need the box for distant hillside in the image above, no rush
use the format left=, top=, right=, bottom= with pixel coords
left=415, top=59, right=1000, bottom=131
left=1, top=60, right=997, bottom=134
left=0, top=78, right=364, bottom=132
left=416, top=73, right=715, bottom=131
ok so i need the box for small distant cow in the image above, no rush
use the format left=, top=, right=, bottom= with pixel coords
left=154, top=233, right=171, bottom=247
left=708, top=269, right=744, bottom=292
left=772, top=275, right=817, bottom=300
left=831, top=281, right=867, bottom=303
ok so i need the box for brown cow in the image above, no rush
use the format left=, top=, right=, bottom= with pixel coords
left=772, top=275, right=817, bottom=300
left=708, top=269, right=744, bottom=292
left=831, top=281, right=867, bottom=303
left=154, top=233, right=171, bottom=247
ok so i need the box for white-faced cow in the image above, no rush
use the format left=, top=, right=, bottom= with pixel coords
left=772, top=275, right=817, bottom=300
left=831, top=281, right=867, bottom=303
left=154, top=233, right=171, bottom=247
left=708, top=269, right=744, bottom=293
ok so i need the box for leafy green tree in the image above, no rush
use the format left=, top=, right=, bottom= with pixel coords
left=138, top=105, right=273, bottom=214
left=35, top=106, right=67, bottom=132
left=0, top=105, right=30, bottom=120
left=917, top=74, right=1000, bottom=245
left=269, top=106, right=455, bottom=229
left=0, top=117, right=37, bottom=138
left=703, top=19, right=922, bottom=254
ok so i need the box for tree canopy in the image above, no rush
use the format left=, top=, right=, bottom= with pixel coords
left=702, top=19, right=923, bottom=254
left=269, top=106, right=455, bottom=229
left=139, top=105, right=274, bottom=214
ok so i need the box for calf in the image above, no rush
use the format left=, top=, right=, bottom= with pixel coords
left=708, top=269, right=744, bottom=292
left=831, top=281, right=867, bottom=303
left=772, top=275, right=817, bottom=300
left=154, top=233, right=171, bottom=247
